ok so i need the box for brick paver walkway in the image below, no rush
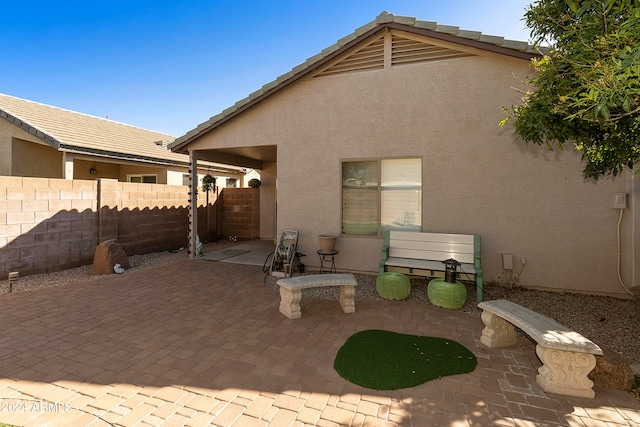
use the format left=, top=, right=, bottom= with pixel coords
left=0, top=260, right=639, bottom=426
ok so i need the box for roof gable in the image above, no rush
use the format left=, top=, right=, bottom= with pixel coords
left=170, top=12, right=541, bottom=153
left=317, top=35, right=385, bottom=76
left=314, top=29, right=477, bottom=78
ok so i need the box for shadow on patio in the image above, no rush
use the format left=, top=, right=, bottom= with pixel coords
left=0, top=260, right=638, bottom=426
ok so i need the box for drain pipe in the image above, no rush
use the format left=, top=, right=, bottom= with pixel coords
left=616, top=208, right=633, bottom=296
left=615, top=172, right=637, bottom=298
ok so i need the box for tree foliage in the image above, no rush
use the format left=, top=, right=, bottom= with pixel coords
left=201, top=174, right=216, bottom=193
left=502, top=0, right=640, bottom=179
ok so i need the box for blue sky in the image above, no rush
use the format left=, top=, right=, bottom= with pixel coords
left=1, top=1, right=534, bottom=137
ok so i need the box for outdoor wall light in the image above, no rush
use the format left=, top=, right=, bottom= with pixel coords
left=89, top=168, right=97, bottom=175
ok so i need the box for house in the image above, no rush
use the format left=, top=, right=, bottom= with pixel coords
left=0, top=93, right=247, bottom=186
left=170, top=12, right=638, bottom=298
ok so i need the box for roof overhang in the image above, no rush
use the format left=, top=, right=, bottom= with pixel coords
left=60, top=145, right=246, bottom=174
left=192, top=145, right=277, bottom=171
left=0, top=109, right=61, bottom=149
left=0, top=109, right=244, bottom=174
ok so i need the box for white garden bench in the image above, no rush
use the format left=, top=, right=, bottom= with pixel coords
left=379, top=230, right=483, bottom=302
left=276, top=274, right=357, bottom=319
left=478, top=299, right=603, bottom=398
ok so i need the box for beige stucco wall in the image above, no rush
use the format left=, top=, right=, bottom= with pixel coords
left=0, top=119, right=15, bottom=175
left=73, top=159, right=121, bottom=180
left=12, top=138, right=63, bottom=178
left=183, top=43, right=636, bottom=297
left=0, top=118, right=64, bottom=178
left=259, top=162, right=277, bottom=240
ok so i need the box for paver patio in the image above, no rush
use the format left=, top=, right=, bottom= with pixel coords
left=0, top=259, right=639, bottom=426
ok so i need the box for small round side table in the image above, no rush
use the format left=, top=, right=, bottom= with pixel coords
left=317, top=250, right=338, bottom=273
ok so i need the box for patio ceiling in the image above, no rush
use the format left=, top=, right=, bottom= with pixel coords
left=192, top=145, right=277, bottom=170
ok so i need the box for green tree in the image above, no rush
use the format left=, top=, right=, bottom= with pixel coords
left=502, top=0, right=640, bottom=179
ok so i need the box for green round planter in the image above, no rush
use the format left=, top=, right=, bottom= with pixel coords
left=376, top=272, right=411, bottom=300
left=427, top=278, right=467, bottom=309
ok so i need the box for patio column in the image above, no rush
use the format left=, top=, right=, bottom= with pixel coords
left=62, top=153, right=74, bottom=179
left=189, top=151, right=199, bottom=259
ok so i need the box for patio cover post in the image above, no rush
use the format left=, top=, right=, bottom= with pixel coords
left=189, top=151, right=199, bottom=259
left=62, top=153, right=74, bottom=179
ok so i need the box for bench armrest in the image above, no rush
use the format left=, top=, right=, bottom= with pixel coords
left=379, top=230, right=391, bottom=273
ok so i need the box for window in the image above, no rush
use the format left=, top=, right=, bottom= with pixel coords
left=342, top=158, right=421, bottom=236
left=128, top=175, right=157, bottom=184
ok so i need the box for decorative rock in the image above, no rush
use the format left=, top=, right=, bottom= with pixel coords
left=589, top=342, right=635, bottom=390
left=376, top=272, right=411, bottom=300
left=91, top=240, right=131, bottom=275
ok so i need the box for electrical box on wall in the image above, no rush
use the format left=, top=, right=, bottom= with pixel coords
left=612, top=193, right=627, bottom=209
left=502, top=253, right=513, bottom=270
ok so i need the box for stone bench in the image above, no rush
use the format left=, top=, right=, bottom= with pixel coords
left=478, top=299, right=603, bottom=398
left=277, top=274, right=357, bottom=319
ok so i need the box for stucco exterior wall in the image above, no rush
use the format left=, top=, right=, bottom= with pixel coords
left=167, top=169, right=188, bottom=186
left=259, top=162, right=276, bottom=240
left=0, top=119, right=63, bottom=178
left=73, top=159, right=121, bottom=180
left=0, top=119, right=11, bottom=175
left=184, top=47, right=635, bottom=297
left=12, top=138, right=62, bottom=178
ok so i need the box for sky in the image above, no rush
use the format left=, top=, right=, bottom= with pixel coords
left=1, top=0, right=535, bottom=137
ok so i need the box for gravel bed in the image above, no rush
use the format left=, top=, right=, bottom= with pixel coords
left=2, top=243, right=638, bottom=367
left=0, top=241, right=239, bottom=294
left=263, top=272, right=640, bottom=367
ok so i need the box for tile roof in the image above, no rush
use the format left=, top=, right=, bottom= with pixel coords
left=0, top=93, right=221, bottom=168
left=171, top=11, right=543, bottom=152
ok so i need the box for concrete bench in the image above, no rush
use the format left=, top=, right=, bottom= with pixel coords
left=379, top=230, right=483, bottom=302
left=277, top=274, right=357, bottom=319
left=478, top=299, right=603, bottom=398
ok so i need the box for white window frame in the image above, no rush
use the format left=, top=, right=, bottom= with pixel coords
left=342, top=157, right=422, bottom=237
left=127, top=174, right=158, bottom=184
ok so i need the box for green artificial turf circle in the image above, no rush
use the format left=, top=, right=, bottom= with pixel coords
left=334, top=329, right=477, bottom=390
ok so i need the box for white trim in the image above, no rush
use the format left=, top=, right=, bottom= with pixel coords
left=127, top=174, right=158, bottom=184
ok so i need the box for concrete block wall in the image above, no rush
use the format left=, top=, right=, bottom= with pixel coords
left=1, top=177, right=260, bottom=278
left=98, top=180, right=194, bottom=255
left=198, top=200, right=219, bottom=243
left=0, top=176, right=99, bottom=276
left=220, top=188, right=260, bottom=240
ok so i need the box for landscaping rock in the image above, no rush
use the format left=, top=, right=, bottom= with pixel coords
left=91, top=240, right=131, bottom=275
left=589, top=342, right=635, bottom=390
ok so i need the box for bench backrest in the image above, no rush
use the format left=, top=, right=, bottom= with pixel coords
left=387, top=230, right=478, bottom=264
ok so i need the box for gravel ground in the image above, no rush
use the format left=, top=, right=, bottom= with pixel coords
left=0, top=240, right=240, bottom=294
left=2, top=241, right=639, bottom=369
left=265, top=273, right=640, bottom=368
